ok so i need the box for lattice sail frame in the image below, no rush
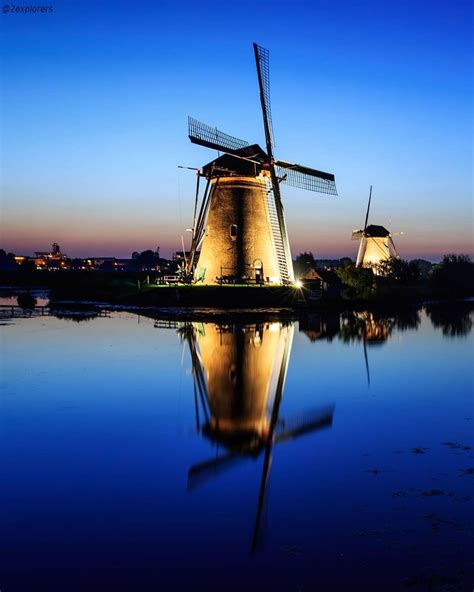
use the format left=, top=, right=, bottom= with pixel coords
left=188, top=117, right=249, bottom=154
left=276, top=163, right=337, bottom=195
left=253, top=44, right=275, bottom=150
left=263, top=177, right=295, bottom=284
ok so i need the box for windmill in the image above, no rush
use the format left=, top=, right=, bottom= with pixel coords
left=185, top=43, right=337, bottom=286
left=181, top=321, right=334, bottom=551
left=352, top=185, right=399, bottom=269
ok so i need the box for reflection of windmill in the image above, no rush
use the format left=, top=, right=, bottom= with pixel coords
left=339, top=311, right=390, bottom=389
left=186, top=43, right=337, bottom=285
left=352, top=186, right=398, bottom=269
left=181, top=322, right=334, bottom=552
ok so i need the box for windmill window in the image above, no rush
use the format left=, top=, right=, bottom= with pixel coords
left=230, top=224, right=238, bottom=239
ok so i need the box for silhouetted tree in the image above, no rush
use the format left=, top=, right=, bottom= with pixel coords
left=411, top=259, right=433, bottom=279
left=293, top=252, right=316, bottom=278
left=429, top=254, right=474, bottom=298
left=374, top=257, right=421, bottom=284
left=137, top=250, right=159, bottom=270
left=0, top=249, right=17, bottom=271
left=336, top=261, right=374, bottom=299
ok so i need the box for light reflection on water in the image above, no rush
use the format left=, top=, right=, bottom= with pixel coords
left=0, top=306, right=473, bottom=591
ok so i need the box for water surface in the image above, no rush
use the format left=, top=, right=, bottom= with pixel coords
left=1, top=306, right=473, bottom=591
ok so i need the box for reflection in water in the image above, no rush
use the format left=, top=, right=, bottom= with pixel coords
left=17, top=294, right=37, bottom=309
left=338, top=310, right=420, bottom=344
left=2, top=307, right=473, bottom=589
left=299, top=312, right=340, bottom=342
left=340, top=311, right=391, bottom=344
left=181, top=321, right=334, bottom=551
left=339, top=312, right=392, bottom=388
left=51, top=311, right=103, bottom=322
left=425, top=303, right=473, bottom=337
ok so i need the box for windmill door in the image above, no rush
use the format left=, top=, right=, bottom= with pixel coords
left=254, top=260, right=264, bottom=285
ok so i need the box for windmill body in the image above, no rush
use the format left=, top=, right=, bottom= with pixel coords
left=352, top=187, right=398, bottom=269
left=196, top=150, right=284, bottom=284
left=353, top=224, right=397, bottom=267
left=186, top=43, right=337, bottom=286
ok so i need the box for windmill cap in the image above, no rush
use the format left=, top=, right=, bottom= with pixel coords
left=365, top=224, right=390, bottom=237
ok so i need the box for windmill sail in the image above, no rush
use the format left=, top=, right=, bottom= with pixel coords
left=276, top=161, right=337, bottom=195
left=265, top=180, right=294, bottom=283
left=253, top=43, right=275, bottom=151
left=254, top=43, right=294, bottom=282
left=188, top=117, right=250, bottom=155
left=363, top=185, right=373, bottom=231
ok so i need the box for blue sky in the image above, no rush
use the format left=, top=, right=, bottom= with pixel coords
left=1, top=0, right=472, bottom=260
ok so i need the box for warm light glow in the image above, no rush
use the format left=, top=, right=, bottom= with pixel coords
left=295, top=280, right=303, bottom=289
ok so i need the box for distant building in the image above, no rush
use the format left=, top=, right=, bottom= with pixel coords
left=34, top=243, right=69, bottom=270
left=302, top=268, right=342, bottom=298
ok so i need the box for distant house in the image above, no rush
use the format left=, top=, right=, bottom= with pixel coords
left=301, top=268, right=320, bottom=281
left=302, top=268, right=342, bottom=298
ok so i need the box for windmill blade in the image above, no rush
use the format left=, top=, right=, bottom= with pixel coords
left=352, top=230, right=364, bottom=240
left=188, top=116, right=250, bottom=155
left=266, top=177, right=295, bottom=283
left=251, top=323, right=293, bottom=552
left=356, top=236, right=367, bottom=267
left=275, top=405, right=334, bottom=444
left=253, top=43, right=275, bottom=157
left=388, top=235, right=399, bottom=258
left=363, top=185, right=373, bottom=231
left=275, top=161, right=337, bottom=195
left=363, top=339, right=371, bottom=388
left=187, top=451, right=250, bottom=491
left=251, top=435, right=273, bottom=553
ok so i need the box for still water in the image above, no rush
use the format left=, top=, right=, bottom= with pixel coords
left=0, top=306, right=473, bottom=591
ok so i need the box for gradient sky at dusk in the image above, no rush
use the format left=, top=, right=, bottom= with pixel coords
left=1, top=0, right=472, bottom=260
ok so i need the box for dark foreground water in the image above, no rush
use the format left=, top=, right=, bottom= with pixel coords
left=0, top=305, right=473, bottom=591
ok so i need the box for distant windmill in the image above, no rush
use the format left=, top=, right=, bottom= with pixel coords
left=185, top=43, right=337, bottom=285
left=181, top=321, right=334, bottom=552
left=352, top=186, right=399, bottom=268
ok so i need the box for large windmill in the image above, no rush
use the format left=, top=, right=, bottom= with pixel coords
left=185, top=43, right=337, bottom=286
left=352, top=186, right=399, bottom=269
left=181, top=321, right=334, bottom=551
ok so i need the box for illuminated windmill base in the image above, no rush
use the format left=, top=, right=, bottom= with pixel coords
left=196, top=176, right=284, bottom=285
left=352, top=224, right=398, bottom=270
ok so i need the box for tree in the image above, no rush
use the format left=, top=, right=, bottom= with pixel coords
left=293, top=251, right=315, bottom=278
left=411, top=259, right=433, bottom=279
left=374, top=257, right=421, bottom=284
left=429, top=254, right=474, bottom=298
left=336, top=261, right=374, bottom=299
left=137, top=250, right=159, bottom=270
left=0, top=249, right=17, bottom=271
